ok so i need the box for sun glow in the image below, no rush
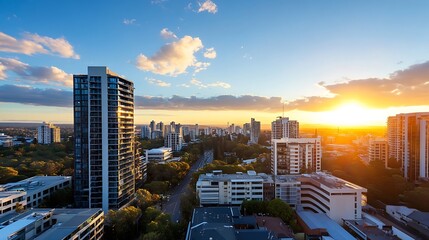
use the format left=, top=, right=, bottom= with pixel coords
left=321, top=102, right=375, bottom=126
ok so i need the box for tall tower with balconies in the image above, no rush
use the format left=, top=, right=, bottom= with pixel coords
left=73, top=66, right=135, bottom=212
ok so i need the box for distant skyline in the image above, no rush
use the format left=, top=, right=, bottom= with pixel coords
left=1, top=0, right=429, bottom=126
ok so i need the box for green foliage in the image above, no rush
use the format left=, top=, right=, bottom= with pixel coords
left=140, top=139, right=164, bottom=149
left=144, top=181, right=170, bottom=194
left=136, top=189, right=160, bottom=209
left=147, top=161, right=190, bottom=186
left=0, top=166, right=18, bottom=183
left=107, top=206, right=142, bottom=240
left=0, top=143, right=74, bottom=183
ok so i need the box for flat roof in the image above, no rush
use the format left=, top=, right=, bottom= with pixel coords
left=297, top=211, right=355, bottom=240
left=301, top=172, right=366, bottom=191
left=0, top=176, right=72, bottom=197
left=35, top=208, right=103, bottom=240
left=198, top=172, right=264, bottom=182
left=344, top=219, right=400, bottom=240
left=0, top=210, right=52, bottom=240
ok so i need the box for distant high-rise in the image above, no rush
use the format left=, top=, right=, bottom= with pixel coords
left=149, top=120, right=156, bottom=133
left=73, top=66, right=136, bottom=212
left=271, top=117, right=299, bottom=140
left=37, top=122, right=60, bottom=144
left=387, top=112, right=429, bottom=181
left=165, top=126, right=183, bottom=151
left=250, top=118, right=261, bottom=144
left=141, top=125, right=152, bottom=139
left=271, top=138, right=322, bottom=175
left=369, top=138, right=388, bottom=167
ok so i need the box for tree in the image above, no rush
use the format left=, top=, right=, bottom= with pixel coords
left=267, top=199, right=294, bottom=224
left=136, top=189, right=160, bottom=210
left=0, top=166, right=18, bottom=183
left=15, top=203, right=25, bottom=213
left=107, top=206, right=142, bottom=240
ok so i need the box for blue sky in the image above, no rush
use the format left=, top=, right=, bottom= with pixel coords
left=1, top=0, right=429, bottom=126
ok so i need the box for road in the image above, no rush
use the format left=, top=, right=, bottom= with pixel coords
left=162, top=150, right=213, bottom=222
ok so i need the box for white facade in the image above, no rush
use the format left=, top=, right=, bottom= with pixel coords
left=387, top=112, right=429, bottom=180
left=299, top=172, right=367, bottom=224
left=271, top=138, right=322, bottom=175
left=0, top=176, right=72, bottom=215
left=146, top=147, right=173, bottom=162
left=196, top=171, right=264, bottom=205
left=0, top=208, right=104, bottom=240
left=165, top=132, right=183, bottom=151
left=274, top=175, right=301, bottom=208
left=369, top=138, right=388, bottom=167
left=37, top=122, right=60, bottom=144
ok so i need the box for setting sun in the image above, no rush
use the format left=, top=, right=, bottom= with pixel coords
left=317, top=102, right=379, bottom=126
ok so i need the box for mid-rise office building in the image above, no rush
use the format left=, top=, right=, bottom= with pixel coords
left=271, top=117, right=299, bottom=140
left=145, top=147, right=173, bottom=162
left=271, top=137, right=322, bottom=175
left=387, top=112, right=429, bottom=181
left=299, top=172, right=367, bottom=224
left=37, top=122, right=60, bottom=144
left=196, top=171, right=264, bottom=205
left=0, top=208, right=104, bottom=240
left=369, top=138, right=388, bottom=167
left=0, top=176, right=72, bottom=215
left=250, top=118, right=261, bottom=144
left=73, top=66, right=136, bottom=212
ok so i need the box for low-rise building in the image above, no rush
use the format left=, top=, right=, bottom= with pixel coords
left=297, top=211, right=355, bottom=240
left=145, top=147, right=173, bottom=163
left=0, top=176, right=72, bottom=215
left=196, top=171, right=264, bottom=205
left=299, top=172, right=367, bottom=224
left=0, top=208, right=104, bottom=240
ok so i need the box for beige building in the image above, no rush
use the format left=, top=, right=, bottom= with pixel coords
left=369, top=138, right=388, bottom=167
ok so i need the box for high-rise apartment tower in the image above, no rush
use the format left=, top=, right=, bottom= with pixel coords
left=73, top=67, right=136, bottom=212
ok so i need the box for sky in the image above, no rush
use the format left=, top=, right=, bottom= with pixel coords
left=1, top=0, right=429, bottom=128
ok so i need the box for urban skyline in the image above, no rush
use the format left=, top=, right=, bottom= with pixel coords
left=1, top=1, right=429, bottom=126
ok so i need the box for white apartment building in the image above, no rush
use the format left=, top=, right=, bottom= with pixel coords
left=299, top=172, right=367, bottom=224
left=271, top=137, right=322, bottom=175
left=37, top=122, right=60, bottom=144
left=387, top=112, right=429, bottom=181
left=274, top=175, right=301, bottom=208
left=145, top=147, right=173, bottom=162
left=0, top=176, right=72, bottom=215
left=271, top=117, right=299, bottom=140
left=196, top=171, right=264, bottom=205
left=0, top=208, right=104, bottom=240
left=165, top=132, right=183, bottom=151
left=369, top=138, right=388, bottom=167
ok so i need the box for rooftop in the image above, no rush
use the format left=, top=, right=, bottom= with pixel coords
left=146, top=147, right=172, bottom=154
left=297, top=211, right=355, bottom=240
left=0, top=176, right=72, bottom=196
left=34, top=208, right=103, bottom=240
left=300, top=172, right=367, bottom=191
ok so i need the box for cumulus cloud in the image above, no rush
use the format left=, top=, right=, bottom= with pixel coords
left=0, top=84, right=72, bottom=107
left=146, top=77, right=171, bottom=87
left=204, top=47, right=216, bottom=59
left=0, top=32, right=79, bottom=59
left=136, top=35, right=205, bottom=76
left=136, top=95, right=282, bottom=111
left=0, top=57, right=72, bottom=87
left=123, top=18, right=137, bottom=25
left=160, top=28, right=178, bottom=39
left=190, top=78, right=231, bottom=88
left=285, top=61, right=429, bottom=111
left=198, top=0, right=217, bottom=14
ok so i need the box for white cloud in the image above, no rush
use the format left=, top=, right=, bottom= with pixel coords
left=136, top=35, right=205, bottom=76
left=208, top=81, right=231, bottom=88
left=0, top=32, right=79, bottom=59
left=198, top=0, right=218, bottom=14
left=204, top=47, right=216, bottom=59
left=179, top=83, right=191, bottom=88
left=146, top=77, right=171, bottom=87
left=190, top=78, right=231, bottom=89
left=193, top=61, right=210, bottom=73
left=160, top=28, right=178, bottom=39
left=123, top=18, right=137, bottom=25
left=0, top=57, right=72, bottom=87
